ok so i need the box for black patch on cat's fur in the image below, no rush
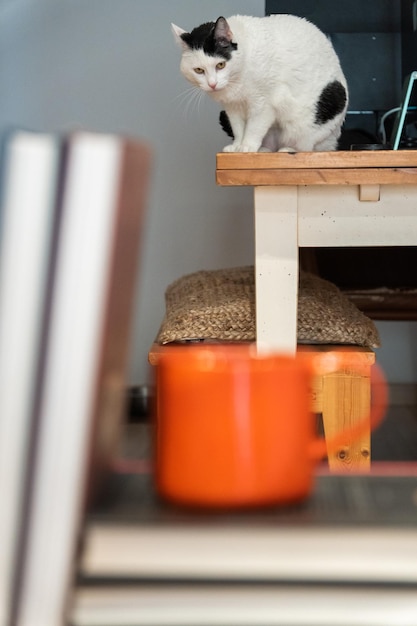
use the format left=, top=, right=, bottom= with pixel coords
left=219, top=110, right=234, bottom=138
left=315, top=81, right=347, bottom=125
left=181, top=17, right=238, bottom=60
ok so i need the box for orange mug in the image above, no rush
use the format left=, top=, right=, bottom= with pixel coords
left=154, top=345, right=387, bottom=508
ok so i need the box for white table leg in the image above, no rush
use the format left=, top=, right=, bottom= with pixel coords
left=254, top=186, right=298, bottom=354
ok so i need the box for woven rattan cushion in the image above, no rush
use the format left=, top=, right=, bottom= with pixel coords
left=156, top=266, right=380, bottom=348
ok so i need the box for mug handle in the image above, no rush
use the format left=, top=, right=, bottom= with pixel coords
left=307, top=355, right=388, bottom=462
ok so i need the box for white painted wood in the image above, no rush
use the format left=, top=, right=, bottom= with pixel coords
left=253, top=183, right=417, bottom=352
left=297, top=185, right=417, bottom=247
left=254, top=186, right=298, bottom=354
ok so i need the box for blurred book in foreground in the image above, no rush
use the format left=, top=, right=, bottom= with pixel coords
left=1, top=131, right=151, bottom=626
left=0, top=130, right=61, bottom=626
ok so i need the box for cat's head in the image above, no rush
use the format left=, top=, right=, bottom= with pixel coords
left=171, top=17, right=239, bottom=93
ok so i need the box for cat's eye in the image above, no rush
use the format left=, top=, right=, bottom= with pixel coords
left=194, top=67, right=204, bottom=74
left=216, top=61, right=226, bottom=70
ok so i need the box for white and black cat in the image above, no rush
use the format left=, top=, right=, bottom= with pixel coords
left=172, top=14, right=348, bottom=152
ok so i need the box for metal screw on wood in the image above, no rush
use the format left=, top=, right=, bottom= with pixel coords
left=337, top=448, right=349, bottom=460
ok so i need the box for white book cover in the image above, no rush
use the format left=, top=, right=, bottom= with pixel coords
left=14, top=133, right=151, bottom=626
left=80, top=472, right=417, bottom=585
left=71, top=583, right=417, bottom=626
left=0, top=131, right=60, bottom=626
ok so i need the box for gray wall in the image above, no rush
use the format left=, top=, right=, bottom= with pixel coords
left=1, top=0, right=416, bottom=386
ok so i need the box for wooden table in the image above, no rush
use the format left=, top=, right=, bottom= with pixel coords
left=216, top=151, right=417, bottom=353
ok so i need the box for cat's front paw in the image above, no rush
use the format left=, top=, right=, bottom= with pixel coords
left=278, top=146, right=297, bottom=153
left=223, top=143, right=239, bottom=152
left=223, top=142, right=249, bottom=152
left=239, top=144, right=261, bottom=153
left=223, top=143, right=260, bottom=153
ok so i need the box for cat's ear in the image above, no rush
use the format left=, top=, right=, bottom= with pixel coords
left=171, top=23, right=189, bottom=50
left=214, top=17, right=234, bottom=46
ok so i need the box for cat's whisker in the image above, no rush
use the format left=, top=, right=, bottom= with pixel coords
left=175, top=88, right=199, bottom=112
left=195, top=90, right=205, bottom=116
left=182, top=91, right=196, bottom=118
left=183, top=88, right=204, bottom=119
left=173, top=86, right=204, bottom=119
left=173, top=86, right=198, bottom=105
left=173, top=92, right=198, bottom=115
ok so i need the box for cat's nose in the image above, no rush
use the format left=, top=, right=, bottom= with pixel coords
left=208, top=81, right=217, bottom=90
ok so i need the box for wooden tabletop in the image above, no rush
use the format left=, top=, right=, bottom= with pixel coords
left=216, top=151, right=417, bottom=186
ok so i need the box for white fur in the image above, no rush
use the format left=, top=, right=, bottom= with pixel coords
left=172, top=15, right=348, bottom=152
